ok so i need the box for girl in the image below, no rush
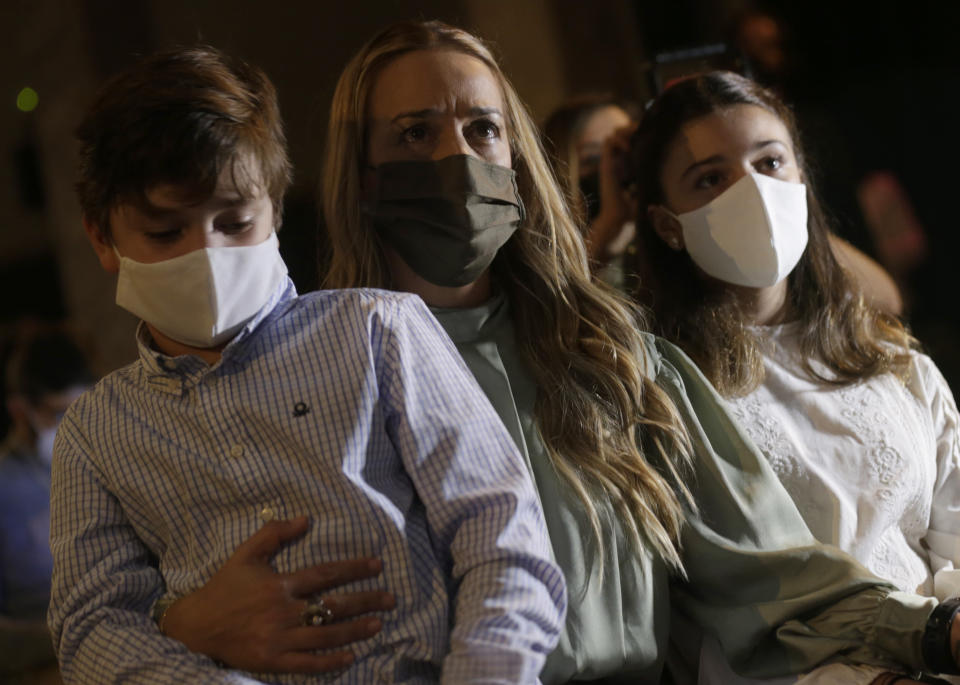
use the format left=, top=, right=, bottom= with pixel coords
left=630, top=70, right=960, bottom=681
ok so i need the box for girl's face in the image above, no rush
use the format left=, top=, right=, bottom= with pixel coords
left=648, top=103, right=805, bottom=324
left=657, top=103, right=800, bottom=216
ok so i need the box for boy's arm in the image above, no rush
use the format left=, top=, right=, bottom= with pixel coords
left=48, top=414, right=266, bottom=684
left=375, top=295, right=566, bottom=685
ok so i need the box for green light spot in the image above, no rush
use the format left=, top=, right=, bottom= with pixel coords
left=16, top=87, right=38, bottom=112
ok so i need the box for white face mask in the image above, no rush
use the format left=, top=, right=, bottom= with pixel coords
left=114, top=232, right=288, bottom=348
left=35, top=426, right=57, bottom=467
left=669, top=172, right=808, bottom=288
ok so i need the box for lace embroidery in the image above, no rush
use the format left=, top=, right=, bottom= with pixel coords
left=729, top=332, right=937, bottom=594
left=726, top=395, right=817, bottom=516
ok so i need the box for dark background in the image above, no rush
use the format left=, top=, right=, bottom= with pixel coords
left=2, top=0, right=958, bottom=391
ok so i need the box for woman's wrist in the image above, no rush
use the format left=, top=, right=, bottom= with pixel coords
left=921, top=597, right=960, bottom=675
left=153, top=596, right=177, bottom=636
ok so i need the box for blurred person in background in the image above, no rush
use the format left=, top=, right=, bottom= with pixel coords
left=1, top=326, right=92, bottom=685
left=542, top=95, right=638, bottom=288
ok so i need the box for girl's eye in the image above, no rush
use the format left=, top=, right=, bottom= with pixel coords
left=694, top=171, right=723, bottom=190
left=758, top=156, right=783, bottom=172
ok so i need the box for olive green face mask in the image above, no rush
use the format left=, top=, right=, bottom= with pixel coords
left=364, top=154, right=525, bottom=287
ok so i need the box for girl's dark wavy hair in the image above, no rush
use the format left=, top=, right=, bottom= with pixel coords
left=628, top=71, right=913, bottom=396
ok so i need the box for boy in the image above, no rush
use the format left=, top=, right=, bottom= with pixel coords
left=48, top=45, right=565, bottom=684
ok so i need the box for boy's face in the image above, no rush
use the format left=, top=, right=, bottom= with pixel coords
left=85, top=164, right=275, bottom=271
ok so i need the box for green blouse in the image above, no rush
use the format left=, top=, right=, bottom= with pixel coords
left=431, top=295, right=936, bottom=684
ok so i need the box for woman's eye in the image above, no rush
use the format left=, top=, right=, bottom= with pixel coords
left=468, top=119, right=500, bottom=141
left=401, top=124, right=428, bottom=144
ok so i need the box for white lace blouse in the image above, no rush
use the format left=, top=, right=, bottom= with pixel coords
left=725, top=323, right=960, bottom=599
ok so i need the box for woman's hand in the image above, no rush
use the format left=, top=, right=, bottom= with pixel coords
left=867, top=677, right=924, bottom=685
left=587, top=122, right=638, bottom=264
left=161, top=516, right=395, bottom=673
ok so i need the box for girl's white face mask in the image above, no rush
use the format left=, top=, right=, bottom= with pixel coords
left=668, top=172, right=808, bottom=288
left=113, top=232, right=288, bottom=348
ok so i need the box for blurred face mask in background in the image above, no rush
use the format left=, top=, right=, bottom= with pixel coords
left=667, top=172, right=807, bottom=288
left=365, top=154, right=525, bottom=287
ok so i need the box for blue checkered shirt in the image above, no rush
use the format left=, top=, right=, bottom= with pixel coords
left=48, top=281, right=565, bottom=684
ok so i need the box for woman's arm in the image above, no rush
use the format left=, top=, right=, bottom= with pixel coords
left=653, top=337, right=948, bottom=675
left=160, top=517, right=395, bottom=673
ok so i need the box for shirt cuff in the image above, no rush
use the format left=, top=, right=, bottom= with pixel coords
left=870, top=591, right=938, bottom=670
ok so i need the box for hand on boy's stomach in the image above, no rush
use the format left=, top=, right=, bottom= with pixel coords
left=160, top=516, right=396, bottom=673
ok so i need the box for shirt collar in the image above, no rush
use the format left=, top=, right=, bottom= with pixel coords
left=429, top=291, right=509, bottom=344
left=137, top=277, right=297, bottom=389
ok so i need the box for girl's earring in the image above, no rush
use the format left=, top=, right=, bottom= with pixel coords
left=669, top=237, right=682, bottom=250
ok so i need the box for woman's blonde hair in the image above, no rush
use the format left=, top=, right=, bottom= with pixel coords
left=629, top=71, right=914, bottom=396
left=322, top=20, right=693, bottom=572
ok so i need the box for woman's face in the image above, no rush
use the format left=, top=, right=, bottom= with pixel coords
left=575, top=104, right=631, bottom=179
left=363, top=48, right=512, bottom=307
left=657, top=103, right=800, bottom=215
left=366, top=49, right=511, bottom=169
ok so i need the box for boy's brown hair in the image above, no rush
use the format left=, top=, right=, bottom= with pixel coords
left=76, top=45, right=292, bottom=237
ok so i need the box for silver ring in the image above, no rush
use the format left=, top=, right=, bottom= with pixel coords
left=303, top=597, right=335, bottom=626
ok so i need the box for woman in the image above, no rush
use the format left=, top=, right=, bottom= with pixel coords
left=629, top=71, right=960, bottom=679
left=542, top=95, right=637, bottom=286
left=318, top=20, right=958, bottom=684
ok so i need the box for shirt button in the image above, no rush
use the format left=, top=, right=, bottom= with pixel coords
left=260, top=506, right=277, bottom=522
left=229, top=444, right=244, bottom=459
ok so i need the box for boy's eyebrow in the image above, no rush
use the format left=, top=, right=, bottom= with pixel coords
left=134, top=192, right=252, bottom=218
